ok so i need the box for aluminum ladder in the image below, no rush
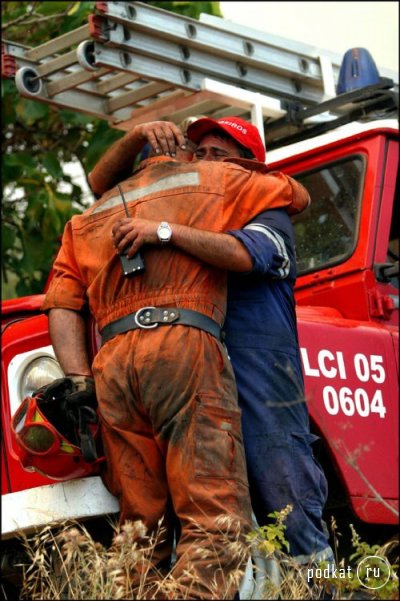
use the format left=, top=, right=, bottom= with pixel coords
left=2, top=1, right=396, bottom=146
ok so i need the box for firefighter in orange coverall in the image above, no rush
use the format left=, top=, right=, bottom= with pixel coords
left=42, top=155, right=309, bottom=599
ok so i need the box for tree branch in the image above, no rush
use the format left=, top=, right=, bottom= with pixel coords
left=2, top=5, right=75, bottom=31
left=1, top=5, right=36, bottom=30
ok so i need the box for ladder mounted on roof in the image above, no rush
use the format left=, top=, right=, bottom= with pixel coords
left=2, top=1, right=397, bottom=149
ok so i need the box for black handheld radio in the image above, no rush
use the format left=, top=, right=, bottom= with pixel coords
left=117, top=184, right=145, bottom=276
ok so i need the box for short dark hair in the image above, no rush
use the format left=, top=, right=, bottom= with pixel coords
left=206, top=128, right=255, bottom=159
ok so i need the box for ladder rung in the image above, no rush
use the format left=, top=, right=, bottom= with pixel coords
left=96, top=71, right=141, bottom=94
left=46, top=66, right=110, bottom=97
left=16, top=81, right=131, bottom=122
left=24, top=24, right=90, bottom=61
left=106, top=81, right=171, bottom=112
left=37, top=49, right=78, bottom=77
left=117, top=89, right=190, bottom=128
left=115, top=89, right=240, bottom=131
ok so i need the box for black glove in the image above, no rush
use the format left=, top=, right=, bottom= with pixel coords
left=36, top=375, right=97, bottom=409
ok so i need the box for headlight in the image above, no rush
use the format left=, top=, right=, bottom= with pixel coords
left=19, top=357, right=64, bottom=400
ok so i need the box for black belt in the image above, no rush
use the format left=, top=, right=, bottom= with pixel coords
left=101, top=306, right=223, bottom=345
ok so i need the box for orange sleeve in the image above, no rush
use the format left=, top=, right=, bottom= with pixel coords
left=41, top=220, right=87, bottom=313
left=283, top=173, right=311, bottom=215
left=222, top=167, right=300, bottom=230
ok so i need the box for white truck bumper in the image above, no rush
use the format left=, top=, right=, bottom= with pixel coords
left=1, top=476, right=120, bottom=539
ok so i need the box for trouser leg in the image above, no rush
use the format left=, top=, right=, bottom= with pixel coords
left=230, top=346, right=333, bottom=560
left=92, top=334, right=174, bottom=586
left=136, top=327, right=253, bottom=599
left=93, top=327, right=252, bottom=599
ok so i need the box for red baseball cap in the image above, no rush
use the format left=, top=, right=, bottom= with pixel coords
left=186, top=116, right=266, bottom=162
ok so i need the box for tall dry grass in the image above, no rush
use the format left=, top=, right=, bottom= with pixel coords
left=11, top=511, right=399, bottom=600
left=17, top=515, right=250, bottom=600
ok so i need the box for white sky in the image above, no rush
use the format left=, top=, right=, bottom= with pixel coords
left=220, top=2, right=399, bottom=76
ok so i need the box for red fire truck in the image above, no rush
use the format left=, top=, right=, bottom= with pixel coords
left=1, top=2, right=398, bottom=594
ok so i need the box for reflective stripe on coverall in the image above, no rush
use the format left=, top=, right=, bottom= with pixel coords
left=42, top=157, right=309, bottom=330
left=42, top=156, right=310, bottom=598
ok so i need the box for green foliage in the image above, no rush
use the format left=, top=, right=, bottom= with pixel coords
left=247, top=504, right=292, bottom=557
left=144, top=1, right=222, bottom=19
left=312, top=522, right=399, bottom=600
left=247, top=510, right=399, bottom=599
left=1, top=0, right=221, bottom=299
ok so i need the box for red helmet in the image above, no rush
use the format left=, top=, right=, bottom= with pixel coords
left=11, top=389, right=104, bottom=481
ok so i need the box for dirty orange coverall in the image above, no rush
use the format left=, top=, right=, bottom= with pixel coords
left=42, top=156, right=309, bottom=599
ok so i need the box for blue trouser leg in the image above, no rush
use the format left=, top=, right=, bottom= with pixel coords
left=229, top=345, right=332, bottom=559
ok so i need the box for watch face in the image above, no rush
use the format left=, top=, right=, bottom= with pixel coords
left=158, top=223, right=171, bottom=242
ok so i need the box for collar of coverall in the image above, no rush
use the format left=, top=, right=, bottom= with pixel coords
left=134, top=155, right=180, bottom=173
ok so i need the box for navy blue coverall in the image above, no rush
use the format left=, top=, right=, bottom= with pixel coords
left=225, top=208, right=333, bottom=562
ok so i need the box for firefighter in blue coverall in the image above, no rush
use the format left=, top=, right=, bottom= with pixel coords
left=89, top=117, right=335, bottom=570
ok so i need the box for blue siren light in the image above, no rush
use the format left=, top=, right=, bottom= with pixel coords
left=337, top=48, right=381, bottom=94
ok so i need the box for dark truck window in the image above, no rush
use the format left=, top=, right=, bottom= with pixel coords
left=383, top=172, right=399, bottom=289
left=292, top=157, right=364, bottom=274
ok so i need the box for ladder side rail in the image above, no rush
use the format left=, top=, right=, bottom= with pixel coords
left=199, top=12, right=343, bottom=67
left=14, top=82, right=134, bottom=122
left=97, top=22, right=329, bottom=95
left=96, top=12, right=327, bottom=86
left=93, top=43, right=200, bottom=91
left=95, top=2, right=334, bottom=87
left=93, top=40, right=326, bottom=105
left=2, top=40, right=30, bottom=59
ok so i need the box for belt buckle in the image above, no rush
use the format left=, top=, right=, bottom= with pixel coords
left=134, top=306, right=158, bottom=329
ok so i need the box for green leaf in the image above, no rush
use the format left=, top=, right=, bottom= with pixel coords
left=16, top=98, right=49, bottom=125
left=20, top=238, right=40, bottom=275
left=59, top=109, right=94, bottom=126
left=3, top=152, right=37, bottom=171
left=36, top=2, right=72, bottom=15
left=67, top=2, right=81, bottom=16
left=2, top=224, right=17, bottom=253
left=42, top=209, right=62, bottom=238
left=83, top=121, right=125, bottom=171
left=2, top=156, right=21, bottom=181
left=43, top=153, right=63, bottom=179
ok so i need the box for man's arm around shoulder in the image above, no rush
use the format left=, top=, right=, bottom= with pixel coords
left=88, top=121, right=186, bottom=197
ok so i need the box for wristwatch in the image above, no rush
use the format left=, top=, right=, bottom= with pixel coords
left=157, top=221, right=172, bottom=243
